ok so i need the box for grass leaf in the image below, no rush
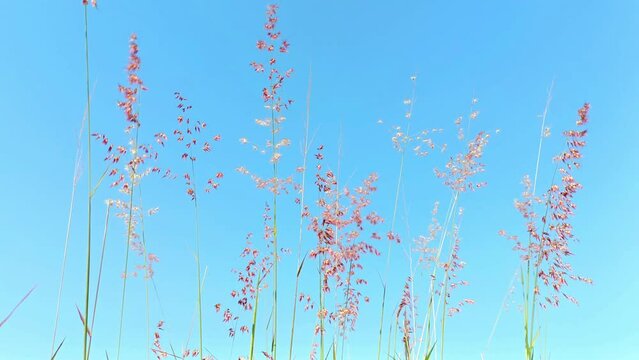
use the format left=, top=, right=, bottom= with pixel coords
left=0, top=286, right=36, bottom=328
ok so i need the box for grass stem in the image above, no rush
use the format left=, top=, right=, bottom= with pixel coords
left=82, top=4, right=93, bottom=359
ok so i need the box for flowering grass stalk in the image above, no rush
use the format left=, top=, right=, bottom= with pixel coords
left=438, top=215, right=466, bottom=359
left=501, top=103, right=592, bottom=359
left=114, top=33, right=147, bottom=360
left=82, top=13, right=159, bottom=360
left=397, top=277, right=414, bottom=360
left=523, top=87, right=556, bottom=360
left=81, top=2, right=95, bottom=358
left=307, top=146, right=384, bottom=359
left=248, top=6, right=294, bottom=357
left=421, top=191, right=458, bottom=359
left=483, top=84, right=554, bottom=360
left=270, top=116, right=280, bottom=360
left=167, top=92, right=223, bottom=360
left=378, top=75, right=417, bottom=360
left=413, top=102, right=488, bottom=360
left=89, top=31, right=161, bottom=359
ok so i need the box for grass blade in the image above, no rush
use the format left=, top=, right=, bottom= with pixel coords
left=0, top=286, right=36, bottom=328
left=51, top=338, right=66, bottom=360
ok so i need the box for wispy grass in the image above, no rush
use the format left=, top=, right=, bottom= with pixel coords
left=51, top=86, right=87, bottom=359
left=378, top=75, right=417, bottom=360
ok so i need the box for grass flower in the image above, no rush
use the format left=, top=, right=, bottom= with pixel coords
left=308, top=145, right=383, bottom=343
left=242, top=5, right=294, bottom=358
left=500, top=103, right=592, bottom=359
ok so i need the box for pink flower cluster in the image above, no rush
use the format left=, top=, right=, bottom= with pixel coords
left=435, top=131, right=490, bottom=192
left=250, top=4, right=294, bottom=111
left=218, top=205, right=277, bottom=338
left=502, top=103, right=593, bottom=307
left=308, top=145, right=383, bottom=333
left=92, top=35, right=162, bottom=278
left=397, top=277, right=415, bottom=352
left=159, top=92, right=223, bottom=200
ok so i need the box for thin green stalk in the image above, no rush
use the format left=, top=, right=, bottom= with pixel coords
left=523, top=82, right=554, bottom=359
left=428, top=193, right=458, bottom=346
left=403, top=315, right=411, bottom=360
left=340, top=258, right=354, bottom=360
left=149, top=279, right=179, bottom=360
left=392, top=311, right=399, bottom=359
left=423, top=288, right=435, bottom=360
left=415, top=192, right=458, bottom=360
left=334, top=126, right=348, bottom=360
left=51, top=102, right=85, bottom=359
left=439, top=275, right=449, bottom=360
left=319, top=262, right=325, bottom=360
left=144, top=255, right=151, bottom=360
left=532, top=81, right=555, bottom=196
left=288, top=257, right=306, bottom=360
left=185, top=267, right=208, bottom=351
left=190, top=159, right=204, bottom=360
left=137, top=185, right=153, bottom=360
left=51, top=338, right=65, bottom=360
left=385, top=77, right=417, bottom=275
left=523, top=182, right=554, bottom=360
left=439, top=220, right=463, bottom=360
left=339, top=333, right=345, bottom=360
left=527, top=165, right=559, bottom=359
left=116, top=174, right=136, bottom=360
left=386, top=322, right=392, bottom=360
left=82, top=4, right=93, bottom=360
left=117, top=125, right=141, bottom=360
left=379, top=77, right=417, bottom=360
left=87, top=202, right=112, bottom=358
left=271, top=104, right=279, bottom=360
left=288, top=67, right=312, bottom=360
left=406, top=243, right=417, bottom=359
left=376, top=283, right=386, bottom=360
left=249, top=272, right=263, bottom=360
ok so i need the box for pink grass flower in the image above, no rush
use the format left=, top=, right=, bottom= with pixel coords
left=506, top=103, right=593, bottom=307
left=307, top=145, right=384, bottom=333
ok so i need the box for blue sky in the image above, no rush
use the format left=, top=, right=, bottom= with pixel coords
left=0, top=1, right=637, bottom=359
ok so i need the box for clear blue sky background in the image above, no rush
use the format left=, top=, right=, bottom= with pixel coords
left=0, top=1, right=637, bottom=359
